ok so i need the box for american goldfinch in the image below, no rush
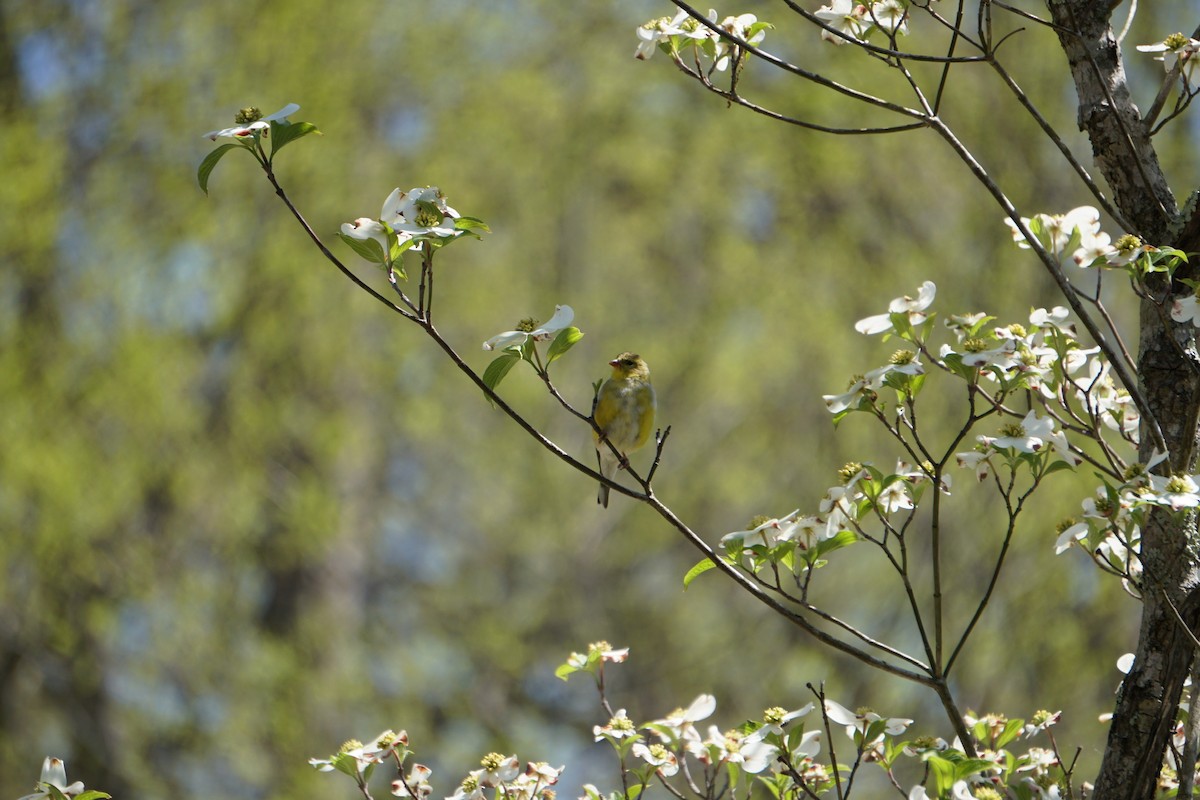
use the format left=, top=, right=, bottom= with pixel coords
left=594, top=352, right=656, bottom=507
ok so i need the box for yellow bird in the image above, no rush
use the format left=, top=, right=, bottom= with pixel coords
left=594, top=352, right=656, bottom=507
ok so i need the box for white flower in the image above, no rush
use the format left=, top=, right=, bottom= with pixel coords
left=17, top=758, right=86, bottom=800
left=341, top=217, right=389, bottom=250
left=815, top=0, right=870, bottom=43
left=1054, top=520, right=1089, bottom=554
left=748, top=704, right=815, bottom=740
left=389, top=186, right=461, bottom=238
left=824, top=699, right=912, bottom=740
left=447, top=772, right=487, bottom=800
left=856, top=281, right=937, bottom=335
left=1004, top=206, right=1106, bottom=263
left=204, top=103, right=299, bottom=140
left=524, top=762, right=564, bottom=786
left=1137, top=33, right=1200, bottom=80
left=635, top=15, right=676, bottom=59
left=1074, top=228, right=1114, bottom=267
left=478, top=755, right=520, bottom=788
left=309, top=731, right=408, bottom=775
left=594, top=708, right=638, bottom=741
left=392, top=764, right=433, bottom=798
left=869, top=0, right=908, bottom=34
left=943, top=338, right=1018, bottom=371
left=631, top=742, right=679, bottom=776
left=983, top=411, right=1056, bottom=453
left=483, top=305, right=575, bottom=351
left=342, top=189, right=417, bottom=261
left=865, top=351, right=924, bottom=386
left=1029, top=306, right=1071, bottom=331
left=633, top=10, right=713, bottom=59
left=713, top=14, right=767, bottom=71
left=686, top=726, right=777, bottom=772
left=648, top=694, right=717, bottom=742
left=823, top=376, right=873, bottom=413
left=721, top=509, right=803, bottom=549
left=1145, top=473, right=1200, bottom=511
left=792, top=514, right=833, bottom=550
left=1171, top=294, right=1200, bottom=326
left=877, top=480, right=914, bottom=514
left=956, top=450, right=991, bottom=482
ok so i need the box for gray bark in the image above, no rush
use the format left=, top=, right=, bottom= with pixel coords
left=1046, top=2, right=1200, bottom=797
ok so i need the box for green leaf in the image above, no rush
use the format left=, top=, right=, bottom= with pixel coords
left=391, top=235, right=418, bottom=264
left=746, top=21, right=774, bottom=38
left=816, top=530, right=858, bottom=556
left=197, top=143, right=241, bottom=194
left=455, top=215, right=491, bottom=234
left=75, top=792, right=113, bottom=800
left=554, top=663, right=578, bottom=681
left=683, top=557, right=721, bottom=588
left=546, top=327, right=584, bottom=365
left=482, top=353, right=521, bottom=401
left=269, top=120, right=320, bottom=157
left=337, top=231, right=387, bottom=265
left=1043, top=459, right=1076, bottom=476
left=955, top=757, right=1002, bottom=781
left=926, top=754, right=957, bottom=796
left=994, top=717, right=1026, bottom=749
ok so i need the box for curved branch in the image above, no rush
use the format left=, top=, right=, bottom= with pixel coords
left=668, top=0, right=927, bottom=119
left=776, top=0, right=987, bottom=60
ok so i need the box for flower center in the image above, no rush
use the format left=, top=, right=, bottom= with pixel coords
left=235, top=106, right=263, bottom=124
left=413, top=201, right=443, bottom=229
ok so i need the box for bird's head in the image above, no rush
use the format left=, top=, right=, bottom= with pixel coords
left=609, top=352, right=650, bottom=380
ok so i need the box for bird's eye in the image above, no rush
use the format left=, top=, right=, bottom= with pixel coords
left=621, top=359, right=634, bottom=367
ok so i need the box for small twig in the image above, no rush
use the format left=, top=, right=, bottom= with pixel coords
left=809, top=684, right=846, bottom=800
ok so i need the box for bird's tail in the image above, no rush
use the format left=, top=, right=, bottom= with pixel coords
left=597, top=451, right=616, bottom=508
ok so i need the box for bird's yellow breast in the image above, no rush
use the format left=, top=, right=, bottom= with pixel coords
left=595, top=378, right=656, bottom=452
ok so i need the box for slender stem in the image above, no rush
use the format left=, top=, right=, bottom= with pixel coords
left=987, top=57, right=1133, bottom=233
left=668, top=0, right=928, bottom=119
left=263, top=166, right=416, bottom=322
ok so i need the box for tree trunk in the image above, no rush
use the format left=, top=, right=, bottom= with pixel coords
left=1046, top=2, right=1200, bottom=797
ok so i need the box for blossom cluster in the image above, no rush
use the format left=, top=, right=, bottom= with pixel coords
left=822, top=268, right=1200, bottom=599
left=1137, top=32, right=1200, bottom=83
left=567, top=645, right=1069, bottom=800
left=339, top=186, right=466, bottom=271
left=309, top=730, right=562, bottom=800
left=813, top=0, right=916, bottom=43
left=1002, top=205, right=1146, bottom=269
left=713, top=458, right=944, bottom=585
left=634, top=9, right=770, bottom=71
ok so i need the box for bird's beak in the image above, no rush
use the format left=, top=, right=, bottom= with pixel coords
left=609, top=359, right=620, bottom=368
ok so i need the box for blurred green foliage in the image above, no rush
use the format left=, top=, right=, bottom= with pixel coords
left=1, top=0, right=1195, bottom=797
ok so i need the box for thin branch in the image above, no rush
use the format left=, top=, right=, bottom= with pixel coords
left=669, top=0, right=928, bottom=119
left=646, top=495, right=936, bottom=684
left=676, top=61, right=925, bottom=134
left=987, top=57, right=1134, bottom=233
left=263, top=166, right=416, bottom=322
left=800, top=600, right=931, bottom=671
left=778, top=0, right=987, bottom=60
